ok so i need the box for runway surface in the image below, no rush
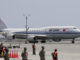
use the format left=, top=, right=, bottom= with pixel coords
left=0, top=40, right=80, bottom=60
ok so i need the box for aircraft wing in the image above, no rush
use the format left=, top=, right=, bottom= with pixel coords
left=14, top=33, right=48, bottom=39
left=34, top=34, right=47, bottom=37
left=33, top=34, right=48, bottom=39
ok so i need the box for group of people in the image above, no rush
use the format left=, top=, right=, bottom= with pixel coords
left=0, top=43, right=3, bottom=57
left=21, top=43, right=58, bottom=60
left=0, top=43, right=9, bottom=60
left=0, top=43, right=58, bottom=60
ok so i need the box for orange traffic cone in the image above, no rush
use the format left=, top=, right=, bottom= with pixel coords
left=12, top=51, right=14, bottom=58
left=9, top=50, right=18, bottom=58
left=14, top=51, right=17, bottom=58
left=9, top=51, right=12, bottom=58
left=15, top=52, right=18, bottom=58
left=13, top=51, right=15, bottom=58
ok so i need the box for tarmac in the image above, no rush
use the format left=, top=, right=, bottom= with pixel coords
left=0, top=39, right=80, bottom=60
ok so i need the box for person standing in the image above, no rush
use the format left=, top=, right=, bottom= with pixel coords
left=21, top=47, right=28, bottom=60
left=0, top=43, right=3, bottom=57
left=51, top=49, right=58, bottom=60
left=39, top=46, right=45, bottom=60
left=32, top=43, right=36, bottom=55
left=4, top=48, right=9, bottom=60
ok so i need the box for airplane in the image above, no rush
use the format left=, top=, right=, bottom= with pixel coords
left=0, top=18, right=80, bottom=44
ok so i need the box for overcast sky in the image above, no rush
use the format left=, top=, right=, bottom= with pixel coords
left=0, top=0, right=80, bottom=28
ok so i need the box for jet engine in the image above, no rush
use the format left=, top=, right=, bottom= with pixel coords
left=4, top=33, right=15, bottom=40
left=52, top=39, right=61, bottom=42
left=27, top=35, right=35, bottom=41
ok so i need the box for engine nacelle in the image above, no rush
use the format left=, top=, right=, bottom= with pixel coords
left=5, top=33, right=15, bottom=40
left=27, top=35, right=35, bottom=41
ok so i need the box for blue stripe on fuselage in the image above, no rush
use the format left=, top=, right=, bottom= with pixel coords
left=14, top=31, right=80, bottom=34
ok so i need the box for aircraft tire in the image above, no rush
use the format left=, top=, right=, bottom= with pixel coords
left=72, top=40, right=75, bottom=44
left=41, top=41, right=46, bottom=43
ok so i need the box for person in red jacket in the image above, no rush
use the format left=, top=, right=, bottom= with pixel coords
left=32, top=43, right=36, bottom=55
left=51, top=49, right=58, bottom=60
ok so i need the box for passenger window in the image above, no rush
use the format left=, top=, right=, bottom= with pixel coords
left=73, top=28, right=77, bottom=29
left=49, top=29, right=53, bottom=32
left=49, top=29, right=59, bottom=32
left=54, top=29, right=59, bottom=31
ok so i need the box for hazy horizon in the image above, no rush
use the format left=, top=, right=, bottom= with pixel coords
left=0, top=0, right=80, bottom=28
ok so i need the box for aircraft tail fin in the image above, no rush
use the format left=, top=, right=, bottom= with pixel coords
left=0, top=18, right=7, bottom=30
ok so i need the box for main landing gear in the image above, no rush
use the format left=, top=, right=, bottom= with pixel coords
left=41, top=40, right=46, bottom=43
left=72, top=39, right=75, bottom=44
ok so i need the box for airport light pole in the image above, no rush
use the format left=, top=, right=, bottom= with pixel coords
left=23, top=14, right=30, bottom=44
left=25, top=16, right=28, bottom=44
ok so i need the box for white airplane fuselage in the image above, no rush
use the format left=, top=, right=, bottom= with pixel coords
left=0, top=19, right=80, bottom=43
left=2, top=26, right=80, bottom=43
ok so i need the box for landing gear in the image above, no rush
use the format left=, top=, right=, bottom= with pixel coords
left=52, top=39, right=61, bottom=42
left=33, top=37, right=38, bottom=43
left=72, top=39, right=75, bottom=44
left=34, top=41, right=38, bottom=43
left=12, top=35, right=15, bottom=39
left=41, top=40, right=46, bottom=43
